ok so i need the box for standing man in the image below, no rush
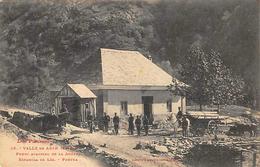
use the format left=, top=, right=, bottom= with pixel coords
left=59, top=104, right=69, bottom=127
left=87, top=112, right=93, bottom=133
left=113, top=113, right=120, bottom=135
left=143, top=116, right=149, bottom=136
left=135, top=116, right=141, bottom=136
left=128, top=113, right=134, bottom=135
left=103, top=113, right=110, bottom=132
left=182, top=116, right=188, bottom=137
left=176, top=107, right=183, bottom=127
left=106, top=114, right=111, bottom=131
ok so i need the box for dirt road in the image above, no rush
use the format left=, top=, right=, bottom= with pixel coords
left=59, top=128, right=184, bottom=167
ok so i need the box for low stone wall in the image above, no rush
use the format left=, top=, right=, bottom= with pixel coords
left=184, top=144, right=241, bottom=167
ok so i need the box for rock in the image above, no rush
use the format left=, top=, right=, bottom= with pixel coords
left=149, top=143, right=157, bottom=150
left=167, top=152, right=175, bottom=156
left=178, top=143, right=184, bottom=148
left=168, top=146, right=177, bottom=152
left=107, top=130, right=113, bottom=135
left=174, top=155, right=183, bottom=160
left=164, top=137, right=171, bottom=142
left=165, top=140, right=174, bottom=146
left=133, top=142, right=142, bottom=150
left=78, top=140, right=84, bottom=145
left=96, top=149, right=103, bottom=154
left=142, top=140, right=150, bottom=144
left=155, top=145, right=168, bottom=153
left=69, top=139, right=79, bottom=146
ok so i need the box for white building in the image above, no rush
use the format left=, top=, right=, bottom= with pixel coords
left=89, top=48, right=186, bottom=123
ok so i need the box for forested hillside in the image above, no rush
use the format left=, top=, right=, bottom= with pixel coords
left=0, top=0, right=258, bottom=109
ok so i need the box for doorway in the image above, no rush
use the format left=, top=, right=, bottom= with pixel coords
left=142, top=96, right=154, bottom=124
left=120, top=101, right=128, bottom=116
left=62, top=97, right=80, bottom=123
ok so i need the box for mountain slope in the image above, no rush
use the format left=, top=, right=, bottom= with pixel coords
left=0, top=0, right=258, bottom=108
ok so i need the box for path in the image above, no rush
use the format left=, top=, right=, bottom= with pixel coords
left=70, top=129, right=183, bottom=167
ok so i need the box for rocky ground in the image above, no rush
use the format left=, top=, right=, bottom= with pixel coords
left=0, top=105, right=259, bottom=167
left=0, top=112, right=182, bottom=167
left=0, top=116, right=105, bottom=167
left=44, top=126, right=184, bottom=167
left=133, top=134, right=260, bottom=167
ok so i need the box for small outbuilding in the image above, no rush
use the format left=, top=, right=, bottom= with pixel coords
left=53, top=84, right=96, bottom=126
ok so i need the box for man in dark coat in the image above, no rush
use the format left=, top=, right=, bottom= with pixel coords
left=113, top=113, right=120, bottom=135
left=87, top=112, right=93, bottom=133
left=176, top=107, right=183, bottom=127
left=103, top=113, right=110, bottom=132
left=143, top=116, right=149, bottom=136
left=182, top=116, right=188, bottom=137
left=59, top=104, right=70, bottom=127
left=128, top=113, right=134, bottom=135
left=135, top=116, right=141, bottom=136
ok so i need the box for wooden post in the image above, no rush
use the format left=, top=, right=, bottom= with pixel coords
left=252, top=152, right=256, bottom=167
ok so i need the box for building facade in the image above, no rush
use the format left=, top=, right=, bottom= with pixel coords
left=88, top=48, right=186, bottom=123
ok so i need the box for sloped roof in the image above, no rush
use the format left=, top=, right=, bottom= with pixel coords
left=100, top=48, right=173, bottom=86
left=67, top=84, right=96, bottom=98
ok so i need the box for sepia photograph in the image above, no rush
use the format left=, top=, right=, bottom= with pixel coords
left=0, top=0, right=259, bottom=167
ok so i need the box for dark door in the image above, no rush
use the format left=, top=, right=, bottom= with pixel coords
left=120, top=101, right=128, bottom=116
left=62, top=97, right=80, bottom=123
left=142, top=96, right=153, bottom=124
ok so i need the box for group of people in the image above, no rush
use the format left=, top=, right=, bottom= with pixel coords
left=100, top=108, right=189, bottom=137
left=54, top=104, right=188, bottom=137
left=82, top=111, right=119, bottom=134
left=100, top=113, right=150, bottom=136
left=128, top=114, right=149, bottom=136
left=101, top=112, right=120, bottom=135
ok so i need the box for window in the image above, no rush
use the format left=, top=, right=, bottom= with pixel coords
left=85, top=103, right=89, bottom=109
left=167, top=100, right=172, bottom=112
left=120, top=101, right=128, bottom=115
